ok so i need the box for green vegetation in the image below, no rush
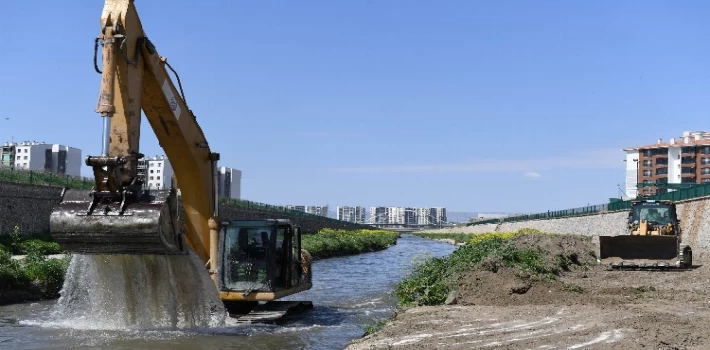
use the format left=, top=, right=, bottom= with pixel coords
left=411, top=232, right=476, bottom=244
left=0, top=226, right=69, bottom=303
left=0, top=167, right=93, bottom=190
left=302, top=228, right=400, bottom=259
left=0, top=247, right=70, bottom=300
left=395, top=229, right=592, bottom=307
left=363, top=318, right=390, bottom=336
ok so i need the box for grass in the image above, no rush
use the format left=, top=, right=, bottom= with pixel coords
left=302, top=228, right=400, bottom=259
left=0, top=226, right=69, bottom=302
left=410, top=232, right=477, bottom=244
left=394, top=229, right=580, bottom=307
left=0, top=167, right=94, bottom=190
left=363, top=319, right=390, bottom=336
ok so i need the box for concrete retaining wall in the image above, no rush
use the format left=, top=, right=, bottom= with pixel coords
left=426, top=197, right=710, bottom=253
left=0, top=182, right=63, bottom=235
left=0, top=181, right=367, bottom=236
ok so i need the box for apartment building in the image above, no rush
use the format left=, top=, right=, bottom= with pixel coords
left=623, top=131, right=710, bottom=198
left=337, top=206, right=366, bottom=223
left=2, top=141, right=81, bottom=176
left=283, top=205, right=329, bottom=217
left=137, top=155, right=174, bottom=190
left=369, top=206, right=448, bottom=225
left=217, top=166, right=242, bottom=199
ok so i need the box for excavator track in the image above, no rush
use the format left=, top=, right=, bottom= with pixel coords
left=50, top=188, right=184, bottom=255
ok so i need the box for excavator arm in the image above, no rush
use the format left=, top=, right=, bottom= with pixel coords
left=50, top=0, right=219, bottom=280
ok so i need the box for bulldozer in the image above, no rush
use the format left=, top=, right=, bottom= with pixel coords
left=599, top=199, right=692, bottom=268
left=49, top=0, right=312, bottom=323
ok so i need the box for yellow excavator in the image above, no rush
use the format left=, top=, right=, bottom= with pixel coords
left=49, top=0, right=313, bottom=322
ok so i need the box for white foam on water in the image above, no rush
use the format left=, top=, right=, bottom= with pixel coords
left=37, top=252, right=227, bottom=330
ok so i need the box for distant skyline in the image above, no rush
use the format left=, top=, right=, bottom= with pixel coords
left=3, top=1, right=710, bottom=213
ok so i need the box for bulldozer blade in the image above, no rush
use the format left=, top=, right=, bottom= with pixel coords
left=599, top=235, right=680, bottom=267
left=50, top=189, right=184, bottom=255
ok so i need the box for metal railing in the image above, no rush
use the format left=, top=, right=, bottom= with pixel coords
left=467, top=183, right=710, bottom=226
left=0, top=167, right=94, bottom=190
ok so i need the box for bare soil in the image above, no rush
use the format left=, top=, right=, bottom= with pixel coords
left=347, top=237, right=710, bottom=350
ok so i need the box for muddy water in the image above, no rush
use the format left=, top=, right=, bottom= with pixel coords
left=0, top=234, right=455, bottom=350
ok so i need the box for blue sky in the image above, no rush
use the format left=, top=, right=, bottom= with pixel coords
left=2, top=1, right=710, bottom=214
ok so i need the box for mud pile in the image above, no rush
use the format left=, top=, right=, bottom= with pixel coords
left=451, top=233, right=599, bottom=306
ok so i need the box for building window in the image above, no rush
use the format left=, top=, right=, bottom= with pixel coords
left=682, top=146, right=696, bottom=154
left=643, top=149, right=653, bottom=157
left=682, top=156, right=696, bottom=164
left=704, top=178, right=710, bottom=183
left=16, top=156, right=20, bottom=160
left=157, top=170, right=160, bottom=173
left=643, top=170, right=652, bottom=177
left=703, top=168, right=710, bottom=175
left=158, top=163, right=162, bottom=167
left=23, top=156, right=27, bottom=160
left=656, top=157, right=668, bottom=165
left=682, top=177, right=697, bottom=183
left=150, top=170, right=154, bottom=173
left=643, top=160, right=652, bottom=167
left=701, top=146, right=710, bottom=154
left=150, top=176, right=154, bottom=180
left=682, top=167, right=696, bottom=174
left=157, top=176, right=160, bottom=180
left=656, top=168, right=668, bottom=175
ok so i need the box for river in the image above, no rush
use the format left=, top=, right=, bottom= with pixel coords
left=0, top=234, right=456, bottom=350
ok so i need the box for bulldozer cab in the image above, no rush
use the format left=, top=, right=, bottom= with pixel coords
left=628, top=200, right=676, bottom=231
left=218, top=219, right=312, bottom=300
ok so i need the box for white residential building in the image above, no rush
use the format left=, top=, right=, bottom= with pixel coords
left=8, top=141, right=81, bottom=176
left=432, top=207, right=447, bottom=224
left=283, top=205, right=329, bottom=217
left=138, top=155, right=174, bottom=190
left=305, top=205, right=329, bottom=217
left=217, top=166, right=242, bottom=199
left=623, top=131, right=710, bottom=199
left=370, top=206, right=448, bottom=225
left=337, top=206, right=366, bottom=223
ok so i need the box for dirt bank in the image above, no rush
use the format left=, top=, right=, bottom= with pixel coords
left=348, top=235, right=710, bottom=349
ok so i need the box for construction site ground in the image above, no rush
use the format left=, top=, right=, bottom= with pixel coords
left=347, top=250, right=710, bottom=349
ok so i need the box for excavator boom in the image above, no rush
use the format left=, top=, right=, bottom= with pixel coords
left=50, top=0, right=218, bottom=273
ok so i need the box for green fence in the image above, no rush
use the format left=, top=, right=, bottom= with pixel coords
left=468, top=183, right=710, bottom=226
left=0, top=167, right=94, bottom=190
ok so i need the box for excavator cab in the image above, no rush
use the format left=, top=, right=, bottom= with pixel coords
left=217, top=219, right=313, bottom=319
left=218, top=219, right=312, bottom=298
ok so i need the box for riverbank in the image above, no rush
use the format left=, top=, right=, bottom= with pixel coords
left=0, top=228, right=400, bottom=306
left=303, top=228, right=400, bottom=260
left=347, top=230, right=710, bottom=349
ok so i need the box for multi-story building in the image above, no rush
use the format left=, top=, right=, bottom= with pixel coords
left=3, top=141, right=81, bottom=176
left=137, top=155, right=174, bottom=190
left=305, top=205, right=329, bottom=217
left=370, top=206, right=447, bottom=225
left=1, top=143, right=16, bottom=169
left=369, top=206, right=388, bottom=224
left=217, top=166, right=242, bottom=199
left=283, top=205, right=329, bottom=217
left=337, top=206, right=366, bottom=223
left=432, top=207, right=447, bottom=224
left=623, top=131, right=710, bottom=198
left=416, top=208, right=431, bottom=225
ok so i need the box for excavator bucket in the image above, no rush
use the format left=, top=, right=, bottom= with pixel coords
left=50, top=188, right=184, bottom=254
left=599, top=235, right=680, bottom=267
